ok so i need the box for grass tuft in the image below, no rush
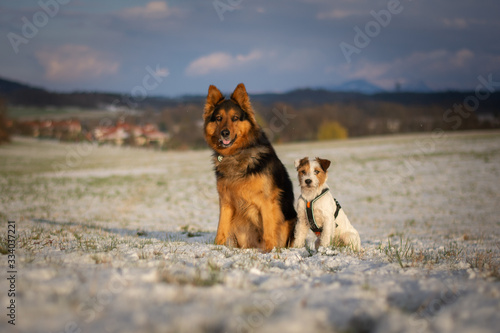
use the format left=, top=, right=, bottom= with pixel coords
left=466, top=250, right=500, bottom=280
left=379, top=235, right=415, bottom=268
left=0, top=235, right=8, bottom=255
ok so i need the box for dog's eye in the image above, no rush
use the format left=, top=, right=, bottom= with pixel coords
left=232, top=116, right=239, bottom=122
left=215, top=116, right=222, bottom=122
left=301, top=171, right=306, bottom=175
left=314, top=170, right=320, bottom=175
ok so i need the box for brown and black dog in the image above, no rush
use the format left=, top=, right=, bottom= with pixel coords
left=203, top=83, right=296, bottom=251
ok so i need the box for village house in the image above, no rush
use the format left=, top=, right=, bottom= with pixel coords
left=93, top=120, right=169, bottom=147
left=17, top=118, right=169, bottom=148
left=18, top=119, right=82, bottom=140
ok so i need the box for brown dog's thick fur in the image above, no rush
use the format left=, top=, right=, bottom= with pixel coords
left=203, top=83, right=297, bottom=251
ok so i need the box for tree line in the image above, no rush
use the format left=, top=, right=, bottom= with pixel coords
left=2, top=96, right=499, bottom=148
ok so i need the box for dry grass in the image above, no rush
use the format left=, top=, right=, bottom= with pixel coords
left=378, top=235, right=500, bottom=279
left=466, top=250, right=500, bottom=280
left=378, top=236, right=415, bottom=268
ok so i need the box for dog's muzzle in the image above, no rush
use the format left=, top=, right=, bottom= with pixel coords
left=219, top=129, right=236, bottom=148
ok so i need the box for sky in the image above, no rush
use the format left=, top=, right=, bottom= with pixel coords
left=1, top=0, right=499, bottom=96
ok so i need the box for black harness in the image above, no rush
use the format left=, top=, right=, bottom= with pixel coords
left=299, top=188, right=340, bottom=235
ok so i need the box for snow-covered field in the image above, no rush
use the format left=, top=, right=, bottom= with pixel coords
left=1, top=131, right=499, bottom=333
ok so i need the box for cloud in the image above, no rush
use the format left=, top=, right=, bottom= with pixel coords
left=117, top=1, right=179, bottom=20
left=442, top=18, right=468, bottom=29
left=154, top=67, right=170, bottom=78
left=397, top=49, right=475, bottom=72
left=185, top=50, right=264, bottom=76
left=337, top=49, right=480, bottom=90
left=446, top=49, right=475, bottom=68
left=36, top=44, right=119, bottom=82
left=111, top=1, right=184, bottom=33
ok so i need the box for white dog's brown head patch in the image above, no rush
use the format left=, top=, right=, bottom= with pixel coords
left=294, top=157, right=330, bottom=189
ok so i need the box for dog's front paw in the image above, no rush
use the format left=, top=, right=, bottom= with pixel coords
left=293, top=238, right=306, bottom=248
left=319, top=236, right=332, bottom=248
left=341, top=232, right=361, bottom=252
left=214, top=235, right=226, bottom=245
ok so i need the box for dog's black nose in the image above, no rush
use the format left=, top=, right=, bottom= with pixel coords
left=305, top=179, right=312, bottom=185
left=221, top=129, right=230, bottom=137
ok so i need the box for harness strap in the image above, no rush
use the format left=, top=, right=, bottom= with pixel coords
left=300, top=188, right=341, bottom=236
left=333, top=198, right=341, bottom=219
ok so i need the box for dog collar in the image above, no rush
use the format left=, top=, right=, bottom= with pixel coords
left=299, top=188, right=341, bottom=236
left=217, top=155, right=223, bottom=162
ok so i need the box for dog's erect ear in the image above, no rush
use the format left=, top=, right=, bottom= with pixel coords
left=295, top=157, right=309, bottom=170
left=204, top=85, right=224, bottom=119
left=294, top=159, right=301, bottom=169
left=207, top=85, right=224, bottom=106
left=230, top=83, right=252, bottom=112
left=316, top=157, right=331, bottom=172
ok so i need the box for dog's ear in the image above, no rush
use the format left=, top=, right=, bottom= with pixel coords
left=316, top=158, right=331, bottom=172
left=231, top=83, right=258, bottom=125
left=294, top=159, right=301, bottom=169
left=230, top=83, right=252, bottom=112
left=204, top=85, right=224, bottom=119
left=295, top=157, right=308, bottom=170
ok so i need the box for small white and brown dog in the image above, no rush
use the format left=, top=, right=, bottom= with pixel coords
left=293, top=157, right=361, bottom=251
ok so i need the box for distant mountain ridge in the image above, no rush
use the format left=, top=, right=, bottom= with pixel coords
left=0, top=76, right=499, bottom=117
left=0, top=77, right=46, bottom=94
left=399, top=80, right=433, bottom=92
left=321, top=79, right=385, bottom=94
left=320, top=79, right=434, bottom=94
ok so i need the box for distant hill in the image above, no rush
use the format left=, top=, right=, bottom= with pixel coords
left=0, top=77, right=46, bottom=94
left=320, top=79, right=434, bottom=94
left=321, top=79, right=385, bottom=94
left=398, top=80, right=433, bottom=93
left=0, top=76, right=499, bottom=117
left=0, top=76, right=128, bottom=109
